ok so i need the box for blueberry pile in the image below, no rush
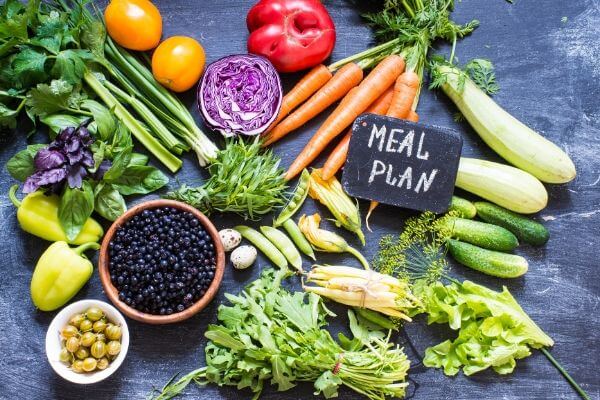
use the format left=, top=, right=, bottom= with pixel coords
left=108, top=207, right=216, bottom=315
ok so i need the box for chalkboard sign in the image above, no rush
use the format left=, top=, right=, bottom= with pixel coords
left=342, top=114, right=462, bottom=213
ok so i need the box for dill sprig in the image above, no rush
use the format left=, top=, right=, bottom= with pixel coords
left=166, top=138, right=287, bottom=220
left=373, top=211, right=457, bottom=285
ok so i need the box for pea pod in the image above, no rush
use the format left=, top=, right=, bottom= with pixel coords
left=282, top=218, right=315, bottom=260
left=234, top=225, right=288, bottom=269
left=260, top=226, right=303, bottom=272
left=273, top=169, right=310, bottom=227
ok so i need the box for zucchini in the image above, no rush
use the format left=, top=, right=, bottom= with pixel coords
left=447, top=239, right=528, bottom=278
left=474, top=202, right=549, bottom=246
left=448, top=195, right=476, bottom=218
left=438, top=64, right=576, bottom=184
left=443, top=217, right=518, bottom=251
left=456, top=158, right=548, bottom=214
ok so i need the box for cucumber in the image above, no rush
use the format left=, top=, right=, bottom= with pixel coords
left=447, top=239, right=528, bottom=278
left=448, top=196, right=477, bottom=218
left=474, top=202, right=549, bottom=246
left=442, top=217, right=519, bottom=251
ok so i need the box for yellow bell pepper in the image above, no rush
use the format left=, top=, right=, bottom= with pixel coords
left=9, top=185, right=103, bottom=244
left=31, top=241, right=100, bottom=311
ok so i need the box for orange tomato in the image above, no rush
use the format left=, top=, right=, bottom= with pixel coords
left=104, top=0, right=162, bottom=51
left=152, top=36, right=206, bottom=93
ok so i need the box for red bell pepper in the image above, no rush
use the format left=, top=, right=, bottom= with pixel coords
left=246, top=0, right=336, bottom=73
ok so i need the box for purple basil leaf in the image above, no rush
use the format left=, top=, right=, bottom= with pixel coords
left=34, top=148, right=65, bottom=171
left=66, top=165, right=87, bottom=188
left=93, top=160, right=112, bottom=181
left=23, top=168, right=68, bottom=193
left=81, top=149, right=94, bottom=168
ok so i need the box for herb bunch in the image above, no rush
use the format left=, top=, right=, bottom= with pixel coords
left=166, top=139, right=287, bottom=220
left=150, top=268, right=410, bottom=400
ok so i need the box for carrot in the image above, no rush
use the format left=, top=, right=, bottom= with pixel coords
left=266, top=64, right=332, bottom=133
left=285, top=55, right=405, bottom=180
left=321, top=87, right=395, bottom=180
left=262, top=63, right=363, bottom=146
left=386, top=70, right=420, bottom=119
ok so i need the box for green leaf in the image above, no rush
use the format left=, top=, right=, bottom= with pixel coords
left=313, top=371, right=342, bottom=398
left=26, top=79, right=75, bottom=117
left=12, top=47, right=48, bottom=86
left=204, top=325, right=245, bottom=351
left=58, top=181, right=95, bottom=241
left=0, top=102, right=21, bottom=129
left=40, top=113, right=86, bottom=136
left=111, top=165, right=168, bottom=195
left=51, top=49, right=92, bottom=85
left=103, top=145, right=132, bottom=182
left=0, top=0, right=32, bottom=41
left=271, top=355, right=295, bottom=392
left=89, top=141, right=106, bottom=174
left=81, top=99, right=115, bottom=141
left=81, top=20, right=106, bottom=59
left=94, top=183, right=126, bottom=221
left=128, top=152, right=149, bottom=166
left=5, top=144, right=46, bottom=181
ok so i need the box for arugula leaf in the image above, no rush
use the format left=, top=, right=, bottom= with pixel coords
left=94, top=183, right=126, bottom=221
left=111, top=165, right=168, bottom=195
left=26, top=79, right=73, bottom=116
left=58, top=180, right=95, bottom=241
left=313, top=371, right=342, bottom=398
left=6, top=144, right=46, bottom=181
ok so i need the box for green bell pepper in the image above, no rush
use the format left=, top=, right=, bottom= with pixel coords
left=31, top=241, right=100, bottom=311
left=9, top=185, right=103, bottom=244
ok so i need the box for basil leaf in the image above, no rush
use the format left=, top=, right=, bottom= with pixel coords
left=40, top=114, right=86, bottom=137
left=128, top=152, right=149, bottom=166
left=6, top=144, right=46, bottom=181
left=112, top=165, right=169, bottom=195
left=81, top=100, right=115, bottom=141
left=103, top=145, right=132, bottom=182
left=90, top=141, right=106, bottom=174
left=95, top=183, right=126, bottom=221
left=58, top=181, right=95, bottom=241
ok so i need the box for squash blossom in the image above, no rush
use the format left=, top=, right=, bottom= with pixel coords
left=298, top=213, right=369, bottom=269
left=308, top=168, right=365, bottom=245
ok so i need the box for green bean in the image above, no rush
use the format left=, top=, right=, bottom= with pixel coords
left=355, top=308, right=397, bottom=330
left=282, top=219, right=315, bottom=260
left=260, top=226, right=303, bottom=272
left=274, top=169, right=310, bottom=227
left=234, top=226, right=288, bottom=269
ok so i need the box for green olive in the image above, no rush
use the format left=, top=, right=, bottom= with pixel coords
left=92, top=320, right=107, bottom=333
left=59, top=348, right=71, bottom=363
left=71, top=360, right=84, bottom=373
left=61, top=325, right=79, bottom=339
left=107, top=341, right=121, bottom=356
left=80, top=332, right=96, bottom=347
left=86, top=307, right=104, bottom=322
left=69, top=314, right=85, bottom=328
left=82, top=357, right=97, bottom=372
left=105, top=325, right=122, bottom=341
left=79, top=319, right=93, bottom=332
left=91, top=341, right=106, bottom=358
left=65, top=337, right=80, bottom=353
left=75, top=347, right=89, bottom=360
left=96, top=357, right=109, bottom=370
left=95, top=333, right=106, bottom=343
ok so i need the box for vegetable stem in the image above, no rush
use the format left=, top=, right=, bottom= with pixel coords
left=83, top=71, right=182, bottom=172
left=347, top=246, right=370, bottom=270
left=540, top=348, right=590, bottom=400
left=328, top=38, right=401, bottom=72
left=73, top=242, right=101, bottom=256
left=8, top=185, right=21, bottom=208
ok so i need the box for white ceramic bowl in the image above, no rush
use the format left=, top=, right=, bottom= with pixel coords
left=46, top=299, right=129, bottom=384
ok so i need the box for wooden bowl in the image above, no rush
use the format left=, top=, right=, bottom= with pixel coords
left=98, top=199, right=225, bottom=324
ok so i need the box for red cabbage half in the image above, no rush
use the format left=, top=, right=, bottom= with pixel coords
left=198, top=54, right=282, bottom=137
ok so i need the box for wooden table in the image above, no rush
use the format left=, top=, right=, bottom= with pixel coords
left=0, top=0, right=598, bottom=399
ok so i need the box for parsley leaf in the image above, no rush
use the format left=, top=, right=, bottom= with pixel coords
left=51, top=49, right=93, bottom=85
left=26, top=79, right=78, bottom=117
left=12, top=47, right=49, bottom=88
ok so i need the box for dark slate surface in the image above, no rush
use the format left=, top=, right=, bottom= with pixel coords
left=1, top=1, right=599, bottom=399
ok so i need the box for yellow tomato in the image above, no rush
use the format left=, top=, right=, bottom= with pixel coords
left=152, top=36, right=206, bottom=93
left=104, top=0, right=162, bottom=51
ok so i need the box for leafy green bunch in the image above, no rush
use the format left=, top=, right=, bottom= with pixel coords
left=151, top=268, right=410, bottom=400
left=166, top=139, right=288, bottom=220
